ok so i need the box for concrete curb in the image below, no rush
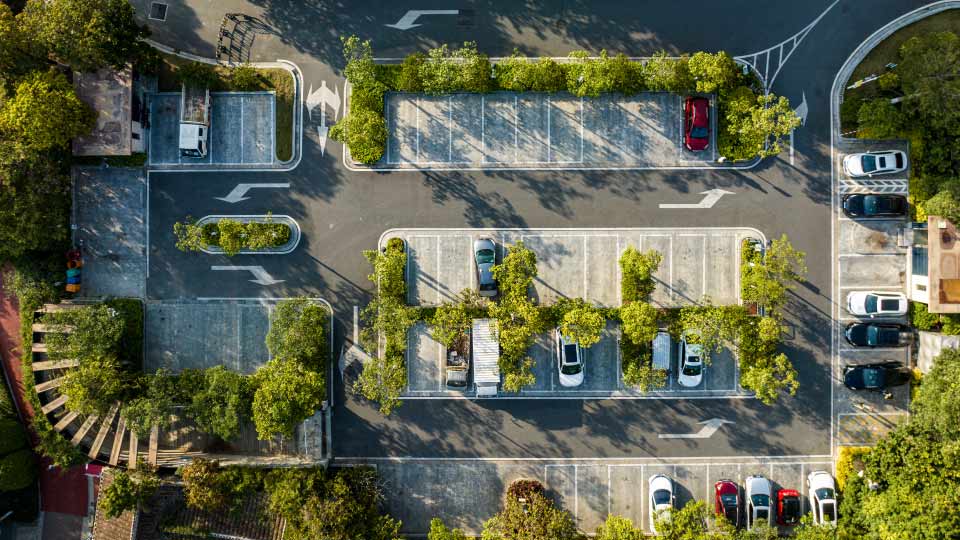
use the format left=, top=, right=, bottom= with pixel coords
left=144, top=39, right=304, bottom=172
left=196, top=214, right=301, bottom=255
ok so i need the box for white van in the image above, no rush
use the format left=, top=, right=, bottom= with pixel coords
left=652, top=330, right=672, bottom=373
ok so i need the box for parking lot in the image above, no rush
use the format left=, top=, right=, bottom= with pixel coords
left=369, top=458, right=832, bottom=536
left=386, top=228, right=758, bottom=309
left=833, top=139, right=912, bottom=444
left=375, top=92, right=719, bottom=170
left=388, top=227, right=754, bottom=399
left=149, top=91, right=275, bottom=167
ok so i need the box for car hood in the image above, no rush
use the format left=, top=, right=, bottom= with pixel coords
left=847, top=293, right=867, bottom=314
left=844, top=155, right=865, bottom=175
left=558, top=369, right=584, bottom=387
left=845, top=324, right=867, bottom=345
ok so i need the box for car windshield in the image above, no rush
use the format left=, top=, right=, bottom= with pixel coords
left=751, top=494, right=769, bottom=507
left=864, top=295, right=878, bottom=313
left=476, top=248, right=495, bottom=264
left=864, top=196, right=879, bottom=214
left=561, top=362, right=582, bottom=375
left=783, top=497, right=800, bottom=516
left=682, top=362, right=702, bottom=376
left=653, top=490, right=671, bottom=505
left=721, top=494, right=738, bottom=508
left=823, top=502, right=836, bottom=521
left=691, top=126, right=708, bottom=138
left=815, top=488, right=835, bottom=501
left=862, top=368, right=885, bottom=388
left=861, top=154, right=878, bottom=172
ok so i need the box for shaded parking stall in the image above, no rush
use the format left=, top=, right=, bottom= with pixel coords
left=148, top=91, right=275, bottom=167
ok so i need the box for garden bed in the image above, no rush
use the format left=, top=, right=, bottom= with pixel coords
left=195, top=215, right=300, bottom=255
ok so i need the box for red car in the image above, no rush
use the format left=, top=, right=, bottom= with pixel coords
left=684, top=96, right=710, bottom=151
left=777, top=489, right=802, bottom=526
left=714, top=480, right=740, bottom=526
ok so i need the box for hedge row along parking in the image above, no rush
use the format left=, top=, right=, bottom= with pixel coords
left=332, top=36, right=801, bottom=165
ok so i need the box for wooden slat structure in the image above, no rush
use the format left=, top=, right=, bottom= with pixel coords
left=148, top=425, right=159, bottom=466
left=89, top=403, right=119, bottom=459
left=31, top=323, right=74, bottom=333
left=72, top=415, right=99, bottom=444
left=54, top=411, right=79, bottom=431
left=109, top=417, right=127, bottom=466
left=31, top=343, right=47, bottom=353
left=128, top=431, right=139, bottom=469
left=32, top=360, right=79, bottom=371
left=39, top=303, right=83, bottom=313
left=34, top=377, right=63, bottom=393
left=41, top=394, right=68, bottom=414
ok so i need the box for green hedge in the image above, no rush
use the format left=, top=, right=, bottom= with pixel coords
left=200, top=221, right=292, bottom=251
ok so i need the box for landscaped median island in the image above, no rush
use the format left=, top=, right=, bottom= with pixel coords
left=173, top=213, right=300, bottom=256
left=355, top=232, right=808, bottom=414
left=332, top=35, right=800, bottom=166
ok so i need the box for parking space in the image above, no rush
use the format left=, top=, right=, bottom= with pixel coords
left=389, top=228, right=755, bottom=309
left=833, top=139, right=912, bottom=446
left=148, top=91, right=275, bottom=167
left=379, top=92, right=719, bottom=170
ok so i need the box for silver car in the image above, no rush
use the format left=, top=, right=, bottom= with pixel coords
left=745, top=475, right=774, bottom=530
left=474, top=238, right=498, bottom=297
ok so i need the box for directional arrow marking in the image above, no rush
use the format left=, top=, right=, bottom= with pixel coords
left=307, top=81, right=341, bottom=157
left=789, top=91, right=807, bottom=166
left=210, top=266, right=285, bottom=285
left=659, top=189, right=734, bottom=209
left=214, top=183, right=290, bottom=203
left=385, top=9, right=459, bottom=30
left=658, top=418, right=734, bottom=439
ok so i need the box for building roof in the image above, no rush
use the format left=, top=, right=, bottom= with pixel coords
left=917, top=330, right=960, bottom=373
left=91, top=469, right=137, bottom=540
left=925, top=216, right=960, bottom=313
left=72, top=68, right=132, bottom=157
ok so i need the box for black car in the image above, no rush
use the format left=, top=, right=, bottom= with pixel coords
left=843, top=362, right=912, bottom=392
left=841, top=194, right=907, bottom=218
left=844, top=323, right=910, bottom=347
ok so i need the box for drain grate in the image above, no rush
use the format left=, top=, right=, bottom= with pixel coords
left=149, top=2, right=168, bottom=21
left=457, top=9, right=475, bottom=28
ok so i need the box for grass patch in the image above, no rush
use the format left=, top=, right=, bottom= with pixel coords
left=157, top=54, right=294, bottom=162
left=850, top=10, right=960, bottom=84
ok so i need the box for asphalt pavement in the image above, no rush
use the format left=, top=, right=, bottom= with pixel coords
left=137, top=0, right=935, bottom=462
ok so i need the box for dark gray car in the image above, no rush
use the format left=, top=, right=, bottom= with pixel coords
left=474, top=238, right=498, bottom=297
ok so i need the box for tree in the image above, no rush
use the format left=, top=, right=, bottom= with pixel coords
left=286, top=467, right=402, bottom=540
left=720, top=90, right=800, bottom=160
left=216, top=218, right=245, bottom=256
left=19, top=0, right=150, bottom=71
left=59, top=356, right=127, bottom=416
left=492, top=241, right=538, bottom=301
left=252, top=357, right=324, bottom=439
left=98, top=469, right=159, bottom=519
left=619, top=247, right=662, bottom=302
left=643, top=52, right=694, bottom=93
left=741, top=234, right=807, bottom=313
left=857, top=98, right=903, bottom=139
left=594, top=514, right=642, bottom=540
left=620, top=301, right=660, bottom=345
left=455, top=42, right=493, bottom=93
left=231, top=64, right=261, bottom=90
left=0, top=449, right=36, bottom=491
left=180, top=458, right=228, bottom=511
left=43, top=304, right=125, bottom=361
left=364, top=238, right=407, bottom=302
left=0, top=69, right=95, bottom=153
left=898, top=31, right=960, bottom=132
left=342, top=35, right=378, bottom=88
left=420, top=44, right=460, bottom=94
left=481, top=493, right=583, bottom=540
left=188, top=366, right=252, bottom=441
left=0, top=156, right=71, bottom=259
left=688, top=51, right=738, bottom=94
left=0, top=4, right=42, bottom=77
left=266, top=298, right=330, bottom=370
left=330, top=107, right=387, bottom=164
left=429, top=518, right=467, bottom=540
left=558, top=299, right=605, bottom=348
left=924, top=186, right=960, bottom=224
left=652, top=500, right=725, bottom=540
left=397, top=52, right=425, bottom=92
left=122, top=369, right=182, bottom=436
left=430, top=290, right=486, bottom=349
left=679, top=304, right=747, bottom=362
left=737, top=317, right=798, bottom=405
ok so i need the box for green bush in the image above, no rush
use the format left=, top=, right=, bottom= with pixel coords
left=43, top=304, right=125, bottom=361
left=567, top=50, right=644, bottom=97
left=688, top=51, right=737, bottom=94
left=456, top=42, right=493, bottom=93
left=620, top=337, right=667, bottom=391
left=188, top=367, right=253, bottom=441
left=619, top=247, right=662, bottom=303
left=619, top=301, right=659, bottom=345
left=266, top=299, right=330, bottom=370
left=397, top=52, right=425, bottom=92
left=857, top=98, right=903, bottom=139
left=177, top=62, right=218, bottom=88
left=330, top=108, right=387, bottom=164
left=230, top=64, right=261, bottom=91
left=0, top=418, right=27, bottom=457
left=840, top=95, right=864, bottom=131
left=350, top=81, right=387, bottom=115
left=643, top=52, right=694, bottom=93
left=420, top=44, right=460, bottom=94
left=105, top=298, right=143, bottom=370
left=940, top=313, right=960, bottom=335
left=0, top=449, right=36, bottom=491
left=251, top=357, right=325, bottom=439
left=496, top=55, right=566, bottom=92
left=188, top=217, right=291, bottom=255
left=60, top=356, right=128, bottom=416
left=911, top=300, right=939, bottom=330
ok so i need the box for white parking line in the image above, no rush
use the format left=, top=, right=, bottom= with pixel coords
left=579, top=97, right=584, bottom=162
left=239, top=95, right=245, bottom=163
left=547, top=95, right=552, bottom=163
left=481, top=95, right=486, bottom=164
left=514, top=95, right=519, bottom=163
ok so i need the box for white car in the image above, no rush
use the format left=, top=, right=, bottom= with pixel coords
left=846, top=291, right=908, bottom=317
left=807, top=471, right=838, bottom=527
left=745, top=475, right=774, bottom=530
left=677, top=333, right=704, bottom=388
left=843, top=150, right=907, bottom=177
left=555, top=329, right=584, bottom=387
left=648, top=474, right=675, bottom=534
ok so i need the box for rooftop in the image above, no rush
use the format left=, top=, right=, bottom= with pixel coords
left=926, top=215, right=960, bottom=313
left=72, top=68, right=132, bottom=157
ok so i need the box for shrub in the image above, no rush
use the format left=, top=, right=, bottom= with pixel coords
left=365, top=238, right=406, bottom=302
left=98, top=469, right=159, bottom=519
left=350, top=80, right=388, bottom=115
left=252, top=357, right=324, bottom=439
left=688, top=51, right=738, bottom=94
left=924, top=187, right=960, bottom=225
left=836, top=446, right=870, bottom=491
left=177, top=62, right=218, bottom=89
left=857, top=98, right=903, bottom=139
left=643, top=52, right=694, bottom=93
left=420, top=44, right=460, bottom=94
left=430, top=290, right=487, bottom=350
left=455, top=42, right=493, bottom=93
left=840, top=95, right=864, bottom=131
left=188, top=367, right=252, bottom=441
left=122, top=369, right=182, bottom=436
left=342, top=36, right=378, bottom=88
left=619, top=247, right=662, bottom=303
left=506, top=479, right=545, bottom=502
left=216, top=218, right=246, bottom=256
left=0, top=449, right=36, bottom=491
left=567, top=50, right=644, bottom=97
left=43, top=304, right=125, bottom=361
left=619, top=301, right=659, bottom=345
left=719, top=89, right=800, bottom=160
left=911, top=301, right=940, bottom=331
left=330, top=107, right=387, bottom=164
left=0, top=417, right=27, bottom=456
left=266, top=298, right=330, bottom=370
left=941, top=313, right=960, bottom=335
left=496, top=54, right=566, bottom=92
left=397, top=52, right=425, bottom=92
left=180, top=458, right=228, bottom=511
left=59, top=356, right=128, bottom=416
left=557, top=299, right=605, bottom=348
left=230, top=64, right=261, bottom=90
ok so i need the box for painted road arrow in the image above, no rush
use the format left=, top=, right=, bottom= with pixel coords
left=214, top=183, right=290, bottom=203
left=789, top=91, right=808, bottom=165
left=385, top=10, right=459, bottom=30
left=307, top=81, right=341, bottom=157
left=659, top=189, right=734, bottom=209
left=210, top=265, right=285, bottom=285
left=658, top=418, right=734, bottom=439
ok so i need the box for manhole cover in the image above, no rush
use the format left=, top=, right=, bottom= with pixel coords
left=457, top=9, right=475, bottom=28
left=149, top=2, right=168, bottom=21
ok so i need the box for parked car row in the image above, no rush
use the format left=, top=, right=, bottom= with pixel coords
left=840, top=150, right=909, bottom=219
left=649, top=471, right=838, bottom=534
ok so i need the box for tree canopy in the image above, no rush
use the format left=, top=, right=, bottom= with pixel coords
left=0, top=69, right=94, bottom=153
left=251, top=357, right=324, bottom=439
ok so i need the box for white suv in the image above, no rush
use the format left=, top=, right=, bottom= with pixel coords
left=807, top=470, right=838, bottom=526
